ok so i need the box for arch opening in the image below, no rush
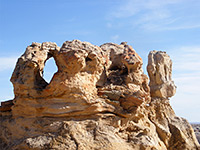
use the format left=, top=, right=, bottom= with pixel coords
left=43, top=57, right=58, bottom=83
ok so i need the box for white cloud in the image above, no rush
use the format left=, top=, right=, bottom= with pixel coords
left=169, top=45, right=200, bottom=122
left=174, top=75, right=200, bottom=95
left=110, top=0, right=140, bottom=18
left=162, top=24, right=200, bottom=31
left=107, top=0, right=200, bottom=31
left=0, top=57, right=18, bottom=72
left=170, top=46, right=200, bottom=92
left=109, top=0, right=181, bottom=19
left=171, top=46, right=200, bottom=72
left=139, top=21, right=200, bottom=31
left=110, top=0, right=178, bottom=18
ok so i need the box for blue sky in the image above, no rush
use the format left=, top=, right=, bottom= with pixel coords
left=0, top=0, right=200, bottom=122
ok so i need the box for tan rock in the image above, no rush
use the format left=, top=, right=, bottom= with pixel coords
left=0, top=40, right=199, bottom=150
left=148, top=98, right=200, bottom=149
left=11, top=40, right=114, bottom=117
left=147, top=50, right=176, bottom=98
left=100, top=43, right=150, bottom=109
left=10, top=42, right=59, bottom=97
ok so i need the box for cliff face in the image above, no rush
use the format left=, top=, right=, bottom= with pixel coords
left=0, top=40, right=199, bottom=150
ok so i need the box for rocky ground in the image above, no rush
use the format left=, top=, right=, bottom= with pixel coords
left=191, top=123, right=200, bottom=144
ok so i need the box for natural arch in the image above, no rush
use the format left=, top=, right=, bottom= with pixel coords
left=43, top=57, right=58, bottom=83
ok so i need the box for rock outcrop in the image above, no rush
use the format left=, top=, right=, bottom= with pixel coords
left=191, top=124, right=200, bottom=144
left=0, top=40, right=199, bottom=150
left=147, top=51, right=176, bottom=98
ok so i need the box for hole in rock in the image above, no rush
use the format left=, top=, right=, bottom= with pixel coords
left=85, top=56, right=92, bottom=62
left=121, top=66, right=128, bottom=75
left=43, top=57, right=58, bottom=83
left=109, top=65, right=120, bottom=71
left=109, top=65, right=128, bottom=75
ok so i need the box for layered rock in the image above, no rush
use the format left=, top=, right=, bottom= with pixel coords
left=99, top=42, right=150, bottom=111
left=9, top=40, right=111, bottom=117
left=0, top=40, right=199, bottom=150
left=147, top=51, right=176, bottom=98
left=8, top=40, right=150, bottom=118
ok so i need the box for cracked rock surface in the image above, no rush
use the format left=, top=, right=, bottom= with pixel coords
left=147, top=51, right=176, bottom=98
left=0, top=40, right=199, bottom=150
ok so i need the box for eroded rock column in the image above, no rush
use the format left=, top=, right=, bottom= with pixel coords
left=147, top=51, right=176, bottom=98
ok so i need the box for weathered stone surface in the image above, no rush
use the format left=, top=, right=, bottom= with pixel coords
left=11, top=40, right=115, bottom=117
left=191, top=124, right=200, bottom=144
left=10, top=40, right=150, bottom=118
left=147, top=51, right=176, bottom=98
left=10, top=42, right=59, bottom=97
left=148, top=98, right=199, bottom=149
left=99, top=42, right=150, bottom=110
left=0, top=40, right=199, bottom=150
left=0, top=100, right=13, bottom=112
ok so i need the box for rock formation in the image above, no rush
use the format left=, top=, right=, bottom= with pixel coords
left=0, top=40, right=199, bottom=150
left=191, top=124, right=200, bottom=144
left=147, top=51, right=176, bottom=98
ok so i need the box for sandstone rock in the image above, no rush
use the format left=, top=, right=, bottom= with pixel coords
left=100, top=43, right=150, bottom=110
left=10, top=41, right=150, bottom=118
left=0, top=40, right=199, bottom=150
left=0, top=100, right=13, bottom=112
left=147, top=50, right=176, bottom=98
left=148, top=98, right=200, bottom=149
left=10, top=42, right=59, bottom=97
left=11, top=40, right=115, bottom=118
